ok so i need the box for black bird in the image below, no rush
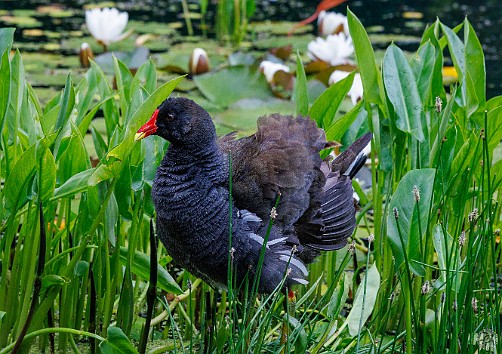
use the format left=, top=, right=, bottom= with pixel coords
left=135, top=97, right=371, bottom=293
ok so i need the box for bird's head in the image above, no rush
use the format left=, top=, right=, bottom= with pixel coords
left=135, top=97, right=216, bottom=147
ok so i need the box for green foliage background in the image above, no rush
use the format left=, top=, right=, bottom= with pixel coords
left=0, top=11, right=501, bottom=353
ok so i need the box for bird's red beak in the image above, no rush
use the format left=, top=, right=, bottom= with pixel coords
left=135, top=109, right=159, bottom=141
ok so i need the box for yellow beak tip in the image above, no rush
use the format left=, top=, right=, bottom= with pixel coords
left=134, top=132, right=145, bottom=141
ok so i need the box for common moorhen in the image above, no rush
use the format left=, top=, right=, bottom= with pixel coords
left=135, top=97, right=371, bottom=293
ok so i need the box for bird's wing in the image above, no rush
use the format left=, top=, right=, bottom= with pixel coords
left=294, top=171, right=355, bottom=252
left=218, top=114, right=327, bottom=232
left=294, top=133, right=372, bottom=253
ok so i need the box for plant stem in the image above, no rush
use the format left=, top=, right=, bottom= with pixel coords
left=0, top=328, right=106, bottom=354
left=138, top=220, right=158, bottom=354
left=11, top=203, right=46, bottom=354
left=181, top=0, right=194, bottom=36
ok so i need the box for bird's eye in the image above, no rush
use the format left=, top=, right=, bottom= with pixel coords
left=166, top=113, right=175, bottom=121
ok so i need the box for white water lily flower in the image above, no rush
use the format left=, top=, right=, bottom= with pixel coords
left=259, top=61, right=290, bottom=83
left=85, top=7, right=129, bottom=47
left=318, top=11, right=349, bottom=36
left=307, top=33, right=354, bottom=66
left=328, top=70, right=363, bottom=105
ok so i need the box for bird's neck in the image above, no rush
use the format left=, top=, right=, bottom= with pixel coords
left=160, top=142, right=228, bottom=184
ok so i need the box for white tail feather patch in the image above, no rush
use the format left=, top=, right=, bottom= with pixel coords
left=249, top=233, right=264, bottom=245
left=241, top=210, right=262, bottom=223
left=292, top=278, right=309, bottom=285
left=279, top=255, right=308, bottom=276
left=267, top=237, right=287, bottom=246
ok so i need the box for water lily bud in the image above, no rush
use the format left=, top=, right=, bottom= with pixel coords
left=259, top=60, right=290, bottom=83
left=189, top=48, right=210, bottom=75
left=79, top=42, right=94, bottom=68
left=318, top=11, right=349, bottom=36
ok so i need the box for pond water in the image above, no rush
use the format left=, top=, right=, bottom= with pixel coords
left=1, top=0, right=501, bottom=97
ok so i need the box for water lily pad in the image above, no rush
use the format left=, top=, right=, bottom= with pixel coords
left=33, top=87, right=60, bottom=104
left=21, top=52, right=80, bottom=70
left=13, top=9, right=37, bottom=17
left=45, top=31, right=63, bottom=39
left=0, top=15, right=42, bottom=28
left=22, top=29, right=44, bottom=37
left=214, top=97, right=296, bottom=133
left=27, top=71, right=79, bottom=88
left=252, top=21, right=313, bottom=35
left=128, top=20, right=178, bottom=36
left=253, top=34, right=314, bottom=52
left=153, top=52, right=190, bottom=73
left=228, top=52, right=257, bottom=66
left=157, top=73, right=197, bottom=92
left=42, top=43, right=61, bottom=52
left=194, top=66, right=272, bottom=108
left=37, top=5, right=75, bottom=18
left=94, top=47, right=150, bottom=73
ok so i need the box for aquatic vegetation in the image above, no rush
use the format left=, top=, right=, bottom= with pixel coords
left=317, top=10, right=349, bottom=36
left=259, top=60, right=291, bottom=83
left=0, top=5, right=500, bottom=354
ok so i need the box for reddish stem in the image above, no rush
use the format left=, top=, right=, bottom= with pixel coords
left=288, top=0, right=348, bottom=36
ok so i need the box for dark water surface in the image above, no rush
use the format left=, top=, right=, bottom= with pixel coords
left=1, top=0, right=501, bottom=97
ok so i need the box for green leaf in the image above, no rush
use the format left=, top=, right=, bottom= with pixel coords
left=7, top=50, right=25, bottom=146
left=347, top=9, right=383, bottom=105
left=327, top=273, right=350, bottom=319
left=285, top=315, right=308, bottom=354
left=486, top=101, right=502, bottom=155
left=193, top=66, right=270, bottom=108
left=345, top=264, right=381, bottom=336
left=41, top=274, right=66, bottom=294
left=463, top=18, right=486, bottom=119
left=420, top=21, right=447, bottom=104
left=0, top=27, right=15, bottom=56
left=440, top=22, right=465, bottom=82
left=449, top=136, right=476, bottom=188
left=4, top=144, right=37, bottom=213
left=116, top=267, right=134, bottom=336
left=113, top=56, right=133, bottom=124
left=98, top=326, right=139, bottom=354
left=131, top=59, right=157, bottom=97
left=55, top=74, right=75, bottom=132
left=410, top=41, right=436, bottom=105
left=0, top=50, right=11, bottom=134
left=88, top=161, right=122, bottom=186
left=119, top=247, right=182, bottom=294
left=324, top=100, right=363, bottom=142
left=383, top=44, right=425, bottom=142
left=57, top=124, right=90, bottom=183
left=52, top=168, right=96, bottom=200
left=78, top=95, right=114, bottom=137
left=432, top=225, right=460, bottom=291
left=308, top=71, right=354, bottom=129
left=107, top=75, right=184, bottom=162
left=387, top=169, right=435, bottom=274
left=294, top=52, right=308, bottom=116
left=37, top=146, right=56, bottom=202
